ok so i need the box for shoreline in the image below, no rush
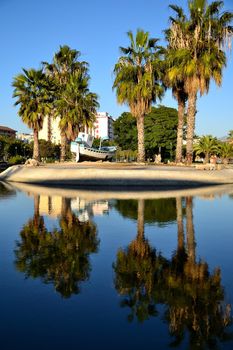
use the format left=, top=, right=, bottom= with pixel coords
left=5, top=181, right=233, bottom=200
left=0, top=162, right=233, bottom=188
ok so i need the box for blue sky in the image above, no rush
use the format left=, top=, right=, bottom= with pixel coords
left=0, top=0, right=232, bottom=136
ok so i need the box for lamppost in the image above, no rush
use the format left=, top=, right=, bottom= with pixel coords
left=15, top=146, right=17, bottom=156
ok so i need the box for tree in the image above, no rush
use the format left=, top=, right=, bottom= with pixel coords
left=113, top=112, right=137, bottom=151
left=113, top=29, right=164, bottom=162
left=193, top=135, right=219, bottom=163
left=219, top=142, right=233, bottom=164
left=12, top=69, right=51, bottom=161
left=43, top=45, right=99, bottom=162
left=113, top=197, right=232, bottom=347
left=144, top=106, right=178, bottom=159
left=114, top=197, right=177, bottom=226
left=15, top=195, right=99, bottom=298
left=164, top=5, right=188, bottom=163
left=167, top=1, right=233, bottom=164
left=113, top=199, right=166, bottom=322
left=38, top=139, right=60, bottom=160
left=113, top=106, right=178, bottom=160
left=56, top=69, right=99, bottom=146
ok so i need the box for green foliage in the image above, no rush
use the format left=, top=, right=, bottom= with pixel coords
left=114, top=106, right=178, bottom=159
left=145, top=106, right=178, bottom=158
left=115, top=149, right=137, bottom=162
left=113, top=29, right=164, bottom=162
left=194, top=135, right=219, bottom=163
left=92, top=138, right=116, bottom=148
left=219, top=142, right=233, bottom=163
left=15, top=198, right=99, bottom=298
left=113, top=112, right=137, bottom=151
left=0, top=136, right=33, bottom=160
left=113, top=198, right=232, bottom=347
left=8, top=155, right=26, bottom=165
left=39, top=139, right=60, bottom=160
left=0, top=136, right=8, bottom=160
left=114, top=198, right=177, bottom=226
left=12, top=68, right=52, bottom=131
left=166, top=1, right=233, bottom=162
left=44, top=45, right=99, bottom=140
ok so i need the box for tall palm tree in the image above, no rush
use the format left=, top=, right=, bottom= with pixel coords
left=113, top=29, right=164, bottom=162
left=44, top=45, right=98, bottom=162
left=12, top=68, right=51, bottom=161
left=56, top=69, right=99, bottom=144
left=165, top=5, right=188, bottom=163
left=167, top=0, right=233, bottom=164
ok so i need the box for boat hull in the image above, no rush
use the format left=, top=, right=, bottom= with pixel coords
left=74, top=147, right=115, bottom=162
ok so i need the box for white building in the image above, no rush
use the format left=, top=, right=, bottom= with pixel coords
left=17, top=132, right=34, bottom=143
left=92, top=112, right=114, bottom=140
left=38, top=112, right=114, bottom=144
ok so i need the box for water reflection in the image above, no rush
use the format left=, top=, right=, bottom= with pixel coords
left=113, top=197, right=233, bottom=348
left=0, top=182, right=16, bottom=199
left=15, top=195, right=99, bottom=298
left=114, top=198, right=177, bottom=226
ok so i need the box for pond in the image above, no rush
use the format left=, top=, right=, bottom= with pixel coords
left=1, top=182, right=233, bottom=350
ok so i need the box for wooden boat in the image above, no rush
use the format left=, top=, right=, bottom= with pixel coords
left=71, top=133, right=116, bottom=162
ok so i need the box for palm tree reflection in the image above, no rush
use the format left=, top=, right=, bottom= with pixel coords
left=113, top=197, right=232, bottom=347
left=15, top=195, right=99, bottom=298
left=114, top=199, right=168, bottom=322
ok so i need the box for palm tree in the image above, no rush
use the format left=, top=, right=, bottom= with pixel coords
left=12, top=68, right=51, bottom=161
left=165, top=6, right=188, bottom=163
left=56, top=69, right=99, bottom=144
left=43, top=45, right=98, bottom=162
left=194, top=135, right=219, bottom=163
left=167, top=1, right=233, bottom=164
left=113, top=199, right=166, bottom=322
left=219, top=141, right=233, bottom=164
left=15, top=194, right=99, bottom=298
left=113, top=29, right=164, bottom=162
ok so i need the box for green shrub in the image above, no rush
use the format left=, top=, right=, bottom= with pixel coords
left=8, top=155, right=26, bottom=165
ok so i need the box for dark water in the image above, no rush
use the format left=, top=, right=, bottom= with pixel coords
left=1, top=182, right=233, bottom=350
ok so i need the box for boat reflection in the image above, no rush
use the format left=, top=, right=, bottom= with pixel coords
left=0, top=182, right=16, bottom=199
left=113, top=197, right=233, bottom=348
left=14, top=195, right=99, bottom=298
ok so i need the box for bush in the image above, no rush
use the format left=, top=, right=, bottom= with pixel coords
left=8, top=155, right=26, bottom=165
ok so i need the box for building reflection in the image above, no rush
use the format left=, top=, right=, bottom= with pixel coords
left=36, top=194, right=110, bottom=222
left=15, top=194, right=100, bottom=298
left=113, top=197, right=233, bottom=348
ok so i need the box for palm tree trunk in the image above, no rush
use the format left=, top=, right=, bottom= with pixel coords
left=137, top=115, right=145, bottom=163
left=176, top=197, right=184, bottom=251
left=61, top=197, right=73, bottom=227
left=33, top=194, right=40, bottom=228
left=33, top=129, right=40, bottom=161
left=175, top=97, right=185, bottom=163
left=186, top=196, right=196, bottom=265
left=48, top=114, right=52, bottom=142
left=137, top=199, right=145, bottom=241
left=60, top=132, right=66, bottom=162
left=186, top=91, right=197, bottom=165
left=204, top=153, right=209, bottom=164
